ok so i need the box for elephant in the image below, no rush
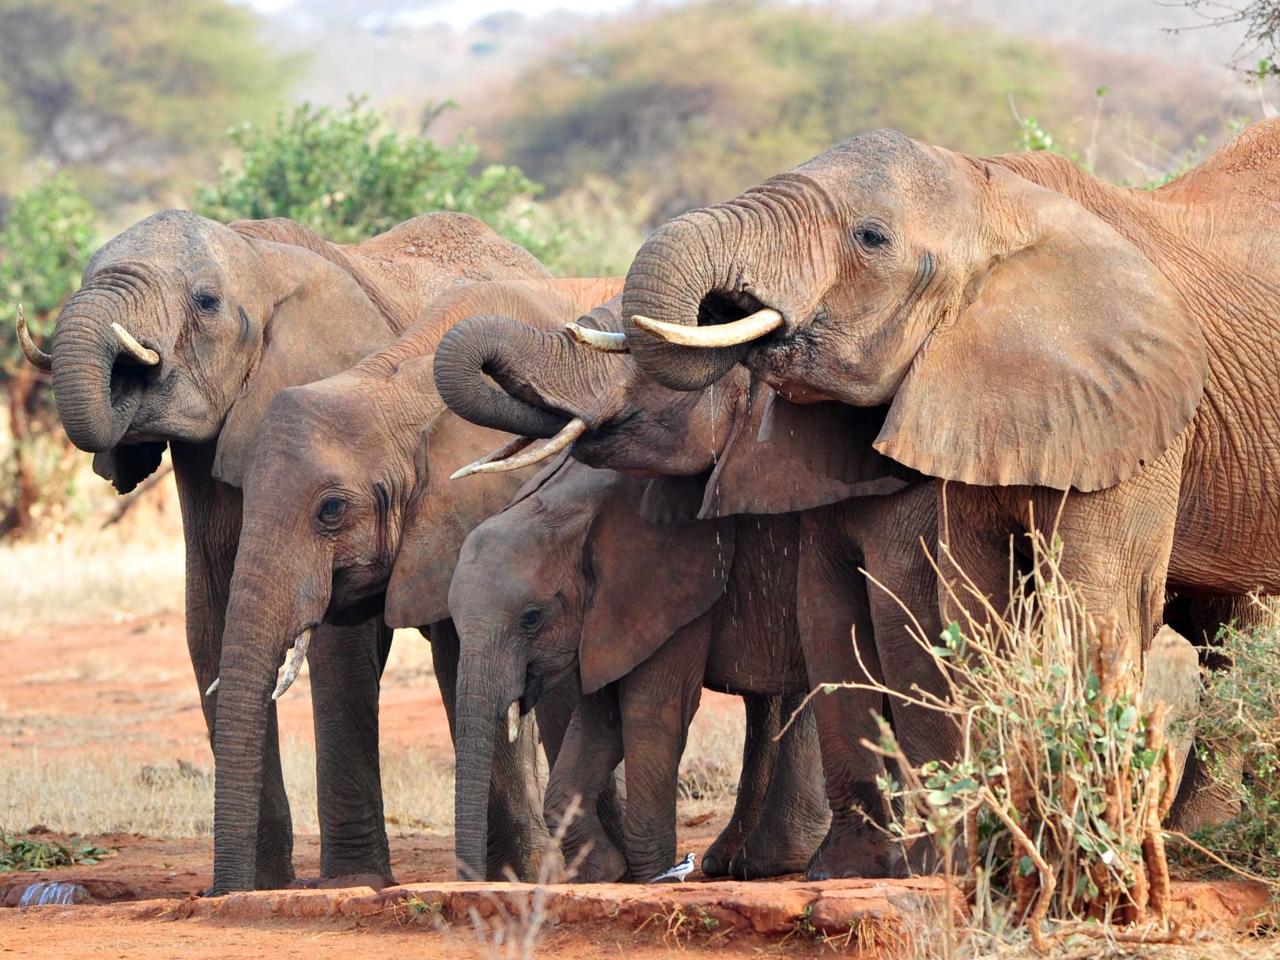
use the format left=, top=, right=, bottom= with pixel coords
left=206, top=276, right=624, bottom=893
left=433, top=297, right=958, bottom=879
left=613, top=122, right=1280, bottom=721
left=448, top=453, right=831, bottom=883
left=18, top=209, right=549, bottom=889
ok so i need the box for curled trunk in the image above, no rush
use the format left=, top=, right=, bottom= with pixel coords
left=433, top=315, right=575, bottom=438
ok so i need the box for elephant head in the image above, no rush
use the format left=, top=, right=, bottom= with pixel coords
left=29, top=210, right=393, bottom=493
left=447, top=457, right=732, bottom=880
left=434, top=298, right=917, bottom=518
left=618, top=130, right=1209, bottom=493
left=208, top=277, right=621, bottom=893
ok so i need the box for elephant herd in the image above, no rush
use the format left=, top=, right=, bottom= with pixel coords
left=19, top=119, right=1280, bottom=894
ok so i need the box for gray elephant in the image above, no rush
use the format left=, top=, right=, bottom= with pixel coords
left=433, top=297, right=956, bottom=879
left=205, top=277, right=624, bottom=893
left=19, top=210, right=549, bottom=888
left=448, top=453, right=830, bottom=883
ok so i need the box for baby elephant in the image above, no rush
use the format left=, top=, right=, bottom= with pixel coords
left=448, top=455, right=829, bottom=883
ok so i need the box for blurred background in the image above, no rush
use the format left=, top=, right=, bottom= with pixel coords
left=0, top=0, right=1274, bottom=847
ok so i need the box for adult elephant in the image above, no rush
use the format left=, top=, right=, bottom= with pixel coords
left=206, top=277, right=623, bottom=894
left=434, top=298, right=954, bottom=880
left=448, top=454, right=830, bottom=884
left=615, top=122, right=1280, bottom=687
left=18, top=210, right=549, bottom=889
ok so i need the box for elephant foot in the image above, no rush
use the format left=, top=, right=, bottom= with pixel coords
left=289, top=872, right=394, bottom=891
left=700, top=827, right=748, bottom=878
left=487, top=819, right=554, bottom=882
left=253, top=829, right=296, bottom=890
left=804, top=819, right=905, bottom=881
left=559, top=814, right=627, bottom=883
left=728, top=817, right=827, bottom=880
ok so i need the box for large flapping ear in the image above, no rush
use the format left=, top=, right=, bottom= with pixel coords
left=384, top=358, right=541, bottom=628
left=212, top=240, right=395, bottom=487
left=875, top=164, right=1207, bottom=492
left=92, top=442, right=167, bottom=495
left=696, top=381, right=918, bottom=519
left=578, top=483, right=734, bottom=695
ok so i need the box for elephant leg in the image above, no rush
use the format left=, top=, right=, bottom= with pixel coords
left=700, top=693, right=780, bottom=877
left=1164, top=593, right=1256, bottom=831
left=307, top=617, right=393, bottom=883
left=172, top=445, right=293, bottom=888
left=427, top=620, right=549, bottom=880
left=729, top=693, right=831, bottom=879
left=536, top=673, right=628, bottom=865
left=619, top=612, right=712, bottom=883
left=544, top=691, right=628, bottom=882
left=797, top=509, right=899, bottom=880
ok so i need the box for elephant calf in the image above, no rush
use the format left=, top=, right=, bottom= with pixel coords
left=448, top=456, right=830, bottom=883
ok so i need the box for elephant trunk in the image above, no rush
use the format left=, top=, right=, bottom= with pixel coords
left=210, top=545, right=323, bottom=894
left=621, top=207, right=758, bottom=391
left=51, top=278, right=165, bottom=452
left=434, top=315, right=577, bottom=438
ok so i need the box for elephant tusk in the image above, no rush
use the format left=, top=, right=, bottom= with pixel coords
left=448, top=435, right=536, bottom=481
left=271, top=629, right=312, bottom=701
left=111, top=322, right=160, bottom=366
left=506, top=701, right=521, bottom=744
left=631, top=308, right=783, bottom=348
left=450, top=417, right=587, bottom=480
left=205, top=677, right=220, bottom=696
left=565, top=322, right=629, bottom=353
left=16, top=304, right=53, bottom=371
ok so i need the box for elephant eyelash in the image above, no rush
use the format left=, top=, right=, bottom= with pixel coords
left=192, top=291, right=221, bottom=312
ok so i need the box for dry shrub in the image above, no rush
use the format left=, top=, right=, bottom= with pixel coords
left=853, top=533, right=1179, bottom=954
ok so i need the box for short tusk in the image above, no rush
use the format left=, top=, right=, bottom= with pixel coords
left=451, top=417, right=586, bottom=480
left=631, top=308, right=783, bottom=348
left=111, top=322, right=160, bottom=366
left=205, top=677, right=220, bottom=697
left=507, top=701, right=521, bottom=744
left=565, top=322, right=629, bottom=353
left=271, top=629, right=312, bottom=701
left=16, top=304, right=53, bottom=371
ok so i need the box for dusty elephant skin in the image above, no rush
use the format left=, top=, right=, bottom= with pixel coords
left=448, top=456, right=831, bottom=884
left=211, top=277, right=624, bottom=894
left=29, top=209, right=549, bottom=892
left=434, top=297, right=959, bottom=880
left=616, top=123, right=1280, bottom=715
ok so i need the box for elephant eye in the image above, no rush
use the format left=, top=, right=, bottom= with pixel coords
left=518, top=608, right=542, bottom=631
left=192, top=291, right=221, bottom=312
left=317, top=496, right=347, bottom=525
left=855, top=225, right=890, bottom=249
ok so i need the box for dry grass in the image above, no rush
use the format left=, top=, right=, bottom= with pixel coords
left=678, top=703, right=745, bottom=821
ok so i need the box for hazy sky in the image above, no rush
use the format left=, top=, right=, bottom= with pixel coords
left=243, top=0, right=663, bottom=29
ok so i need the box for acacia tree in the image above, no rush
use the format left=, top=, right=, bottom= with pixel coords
left=1181, top=1, right=1280, bottom=71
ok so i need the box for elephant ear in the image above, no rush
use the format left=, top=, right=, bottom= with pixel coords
left=212, top=240, right=395, bottom=487
left=384, top=359, right=537, bottom=628
left=579, top=488, right=734, bottom=695
left=92, top=442, right=167, bottom=495
left=875, top=165, right=1207, bottom=492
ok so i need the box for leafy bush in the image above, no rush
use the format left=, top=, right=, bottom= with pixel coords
left=0, top=832, right=108, bottom=872
left=194, top=98, right=567, bottom=266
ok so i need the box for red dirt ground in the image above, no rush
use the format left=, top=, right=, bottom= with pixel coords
left=1, top=617, right=1274, bottom=958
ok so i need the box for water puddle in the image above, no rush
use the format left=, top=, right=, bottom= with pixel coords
left=17, top=881, right=87, bottom=907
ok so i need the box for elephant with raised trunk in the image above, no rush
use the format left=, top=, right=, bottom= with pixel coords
left=434, top=297, right=956, bottom=879
left=616, top=122, right=1280, bottom=716
left=449, top=454, right=830, bottom=883
left=20, top=210, right=549, bottom=889
left=206, top=277, right=623, bottom=893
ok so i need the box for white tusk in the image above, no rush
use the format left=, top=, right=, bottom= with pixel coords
left=565, top=322, right=629, bottom=353
left=205, top=677, right=220, bottom=697
left=16, top=304, right=53, bottom=371
left=271, top=629, right=312, bottom=701
left=450, top=417, right=587, bottom=480
left=448, top=435, right=535, bottom=481
left=111, top=322, right=160, bottom=366
left=631, top=308, right=783, bottom=348
left=507, top=701, right=521, bottom=744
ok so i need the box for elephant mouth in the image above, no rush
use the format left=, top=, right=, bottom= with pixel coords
left=632, top=288, right=789, bottom=351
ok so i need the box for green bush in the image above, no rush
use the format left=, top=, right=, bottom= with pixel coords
left=194, top=98, right=567, bottom=266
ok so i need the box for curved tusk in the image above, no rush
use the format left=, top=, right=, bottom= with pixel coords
left=111, top=322, right=160, bottom=366
left=565, top=322, right=629, bottom=353
left=271, top=629, right=312, bottom=701
left=205, top=677, right=220, bottom=697
left=631, top=307, right=783, bottom=348
left=449, top=435, right=536, bottom=482
left=507, top=700, right=521, bottom=744
left=16, top=304, right=53, bottom=371
left=451, top=417, right=587, bottom=480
